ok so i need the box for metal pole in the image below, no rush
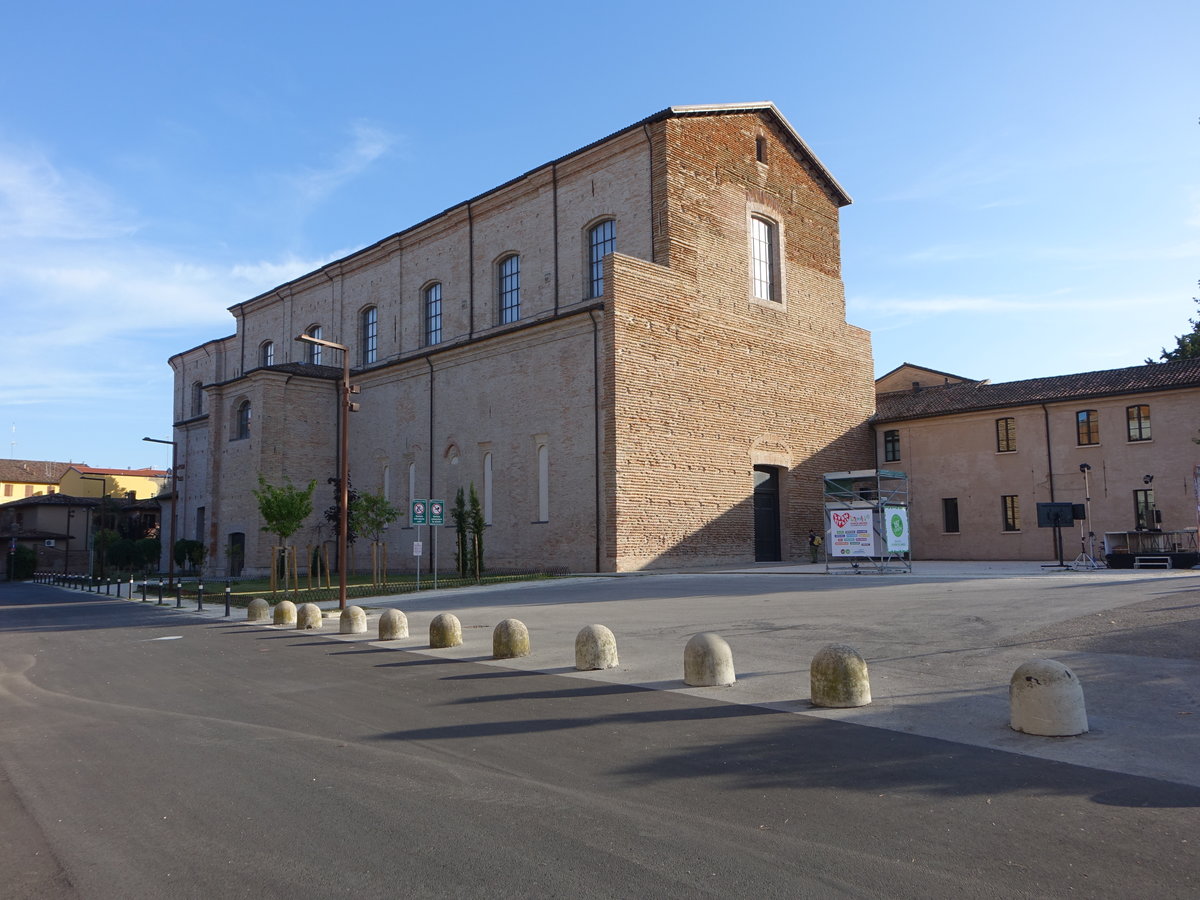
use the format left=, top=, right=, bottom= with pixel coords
left=157, top=578, right=164, bottom=605
left=224, top=580, right=231, bottom=617
left=197, top=581, right=204, bottom=612
left=338, top=350, right=349, bottom=611
left=176, top=581, right=182, bottom=609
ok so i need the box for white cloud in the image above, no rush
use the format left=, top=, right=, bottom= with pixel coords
left=283, top=121, right=397, bottom=209
left=0, top=144, right=137, bottom=241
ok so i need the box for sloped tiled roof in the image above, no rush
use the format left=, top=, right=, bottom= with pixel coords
left=70, top=465, right=168, bottom=478
left=874, top=357, right=1200, bottom=423
left=0, top=459, right=76, bottom=484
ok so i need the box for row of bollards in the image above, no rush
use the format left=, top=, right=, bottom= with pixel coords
left=238, top=596, right=1092, bottom=737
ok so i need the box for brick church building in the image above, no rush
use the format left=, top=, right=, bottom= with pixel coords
left=168, top=103, right=876, bottom=576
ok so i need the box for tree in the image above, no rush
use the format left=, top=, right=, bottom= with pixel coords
left=324, top=476, right=360, bottom=545
left=93, top=528, right=119, bottom=577
left=352, top=490, right=400, bottom=585
left=451, top=487, right=469, bottom=577
left=174, top=539, right=206, bottom=574
left=135, top=538, right=162, bottom=574
left=253, top=476, right=316, bottom=544
left=468, top=482, right=485, bottom=580
left=1148, top=283, right=1200, bottom=362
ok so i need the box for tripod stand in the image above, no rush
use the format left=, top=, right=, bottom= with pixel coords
left=1072, top=464, right=1104, bottom=569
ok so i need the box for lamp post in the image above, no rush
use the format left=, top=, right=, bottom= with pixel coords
left=295, top=332, right=357, bottom=609
left=79, top=474, right=108, bottom=578
left=143, top=436, right=178, bottom=589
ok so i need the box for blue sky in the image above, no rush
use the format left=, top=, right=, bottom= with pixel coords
left=2, top=0, right=1197, bottom=469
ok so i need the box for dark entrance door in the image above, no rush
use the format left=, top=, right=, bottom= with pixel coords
left=753, top=466, right=781, bottom=562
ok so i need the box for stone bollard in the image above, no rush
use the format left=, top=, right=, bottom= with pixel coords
left=339, top=606, right=367, bottom=634
left=378, top=609, right=409, bottom=641
left=247, top=598, right=270, bottom=623
left=492, top=618, right=531, bottom=660
left=429, top=613, right=462, bottom=648
left=683, top=633, right=735, bottom=686
left=575, top=624, right=619, bottom=670
left=296, top=603, right=323, bottom=630
left=273, top=600, right=297, bottom=626
left=810, top=643, right=872, bottom=708
left=1010, top=659, right=1088, bottom=736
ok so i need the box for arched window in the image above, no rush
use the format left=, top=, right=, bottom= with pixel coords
left=191, top=381, right=204, bottom=416
left=498, top=255, right=520, bottom=324
left=750, top=215, right=778, bottom=302
left=536, top=442, right=549, bottom=523
left=424, top=283, right=442, bottom=346
left=306, top=325, right=323, bottom=365
left=482, top=451, right=493, bottom=526
left=234, top=400, right=251, bottom=440
left=360, top=307, right=378, bottom=366
left=588, top=219, right=616, bottom=299
left=260, top=341, right=274, bottom=368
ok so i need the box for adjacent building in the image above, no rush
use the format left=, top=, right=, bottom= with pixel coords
left=0, top=459, right=73, bottom=501
left=169, top=103, right=876, bottom=577
left=872, top=360, right=1200, bottom=562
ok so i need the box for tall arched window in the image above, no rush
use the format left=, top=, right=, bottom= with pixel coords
left=306, top=325, right=323, bottom=365
left=191, top=381, right=204, bottom=416
left=360, top=307, right=378, bottom=366
left=260, top=341, right=274, bottom=368
left=588, top=219, right=615, bottom=298
left=234, top=400, right=251, bottom=440
left=536, top=442, right=549, bottom=523
left=750, top=215, right=778, bottom=302
left=424, top=283, right=442, bottom=346
left=498, top=255, right=520, bottom=324
left=482, top=451, right=493, bottom=526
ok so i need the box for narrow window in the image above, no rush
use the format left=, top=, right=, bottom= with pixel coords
left=1076, top=410, right=1099, bottom=446
left=260, top=341, right=274, bottom=368
left=425, top=283, right=442, bottom=346
left=191, top=381, right=204, bottom=416
left=588, top=220, right=616, bottom=299
left=755, top=135, right=768, bottom=164
left=536, top=442, right=549, bottom=522
left=1134, top=489, right=1155, bottom=529
left=407, top=463, right=417, bottom=507
left=195, top=506, right=206, bottom=543
left=499, top=255, right=520, bottom=324
left=1002, top=495, right=1020, bottom=531
left=942, top=498, right=960, bottom=533
left=1126, top=404, right=1151, bottom=441
left=482, top=451, right=493, bottom=526
left=382, top=465, right=391, bottom=501
left=883, top=429, right=900, bottom=462
left=361, top=307, right=378, bottom=366
left=750, top=216, right=778, bottom=301
left=996, top=417, right=1016, bottom=452
left=3, top=484, right=11, bottom=496
left=306, top=325, right=323, bottom=365
left=234, top=400, right=251, bottom=440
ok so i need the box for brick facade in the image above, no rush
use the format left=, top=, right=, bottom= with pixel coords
left=169, top=104, right=876, bottom=576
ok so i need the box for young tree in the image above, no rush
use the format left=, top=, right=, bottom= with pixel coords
left=253, top=476, right=317, bottom=544
left=468, top=482, right=485, bottom=580
left=351, top=490, right=400, bottom=584
left=174, top=538, right=206, bottom=574
left=451, top=487, right=469, bottom=578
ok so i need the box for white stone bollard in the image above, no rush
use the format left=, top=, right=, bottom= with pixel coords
left=492, top=618, right=531, bottom=659
left=296, top=603, right=323, bottom=630
left=378, top=609, right=409, bottom=641
left=1010, top=659, right=1088, bottom=736
left=273, top=600, right=297, bottom=626
left=575, top=624, right=619, bottom=670
left=429, top=613, right=463, bottom=649
left=683, top=633, right=735, bottom=686
left=810, top=643, right=872, bottom=708
left=339, top=606, right=367, bottom=634
left=247, top=597, right=270, bottom=623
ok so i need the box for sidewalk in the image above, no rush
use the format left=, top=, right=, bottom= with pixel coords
left=123, top=562, right=1200, bottom=788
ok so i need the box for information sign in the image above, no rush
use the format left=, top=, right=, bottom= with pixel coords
left=430, top=500, right=444, bottom=526
left=411, top=500, right=427, bottom=526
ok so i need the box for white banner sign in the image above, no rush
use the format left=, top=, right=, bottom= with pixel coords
left=884, top=507, right=910, bottom=552
left=829, top=509, right=876, bottom=557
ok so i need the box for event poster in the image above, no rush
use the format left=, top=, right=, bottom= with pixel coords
left=884, top=506, right=910, bottom=552
left=828, top=509, right=876, bottom=556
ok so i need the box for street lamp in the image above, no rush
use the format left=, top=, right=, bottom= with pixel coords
left=143, top=436, right=178, bottom=589
left=79, top=474, right=108, bottom=578
left=295, top=332, right=358, bottom=609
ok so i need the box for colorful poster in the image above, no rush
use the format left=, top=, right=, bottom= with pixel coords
left=828, top=509, right=876, bottom=556
left=884, top=507, right=910, bottom=552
